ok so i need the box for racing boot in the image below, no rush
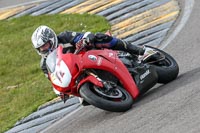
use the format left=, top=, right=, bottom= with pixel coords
left=112, top=39, right=145, bottom=55
left=139, top=47, right=163, bottom=63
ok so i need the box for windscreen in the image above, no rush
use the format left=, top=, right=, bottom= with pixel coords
left=46, top=49, right=57, bottom=73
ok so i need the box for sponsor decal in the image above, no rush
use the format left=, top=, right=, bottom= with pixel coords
left=140, top=69, right=150, bottom=80
left=97, top=57, right=103, bottom=66
left=109, top=52, right=114, bottom=57
left=51, top=71, right=64, bottom=83
left=88, top=55, right=97, bottom=61
left=56, top=71, right=62, bottom=83
left=59, top=71, right=65, bottom=78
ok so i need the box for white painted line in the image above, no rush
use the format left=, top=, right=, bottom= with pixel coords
left=161, top=0, right=195, bottom=49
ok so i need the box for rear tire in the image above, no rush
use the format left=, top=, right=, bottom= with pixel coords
left=146, top=46, right=179, bottom=84
left=79, top=82, right=133, bottom=112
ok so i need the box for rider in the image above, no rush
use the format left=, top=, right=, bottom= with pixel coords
left=31, top=25, right=145, bottom=78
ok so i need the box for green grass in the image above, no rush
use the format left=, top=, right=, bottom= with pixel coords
left=0, top=14, right=110, bottom=133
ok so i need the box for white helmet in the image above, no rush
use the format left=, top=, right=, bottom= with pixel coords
left=31, top=25, right=58, bottom=56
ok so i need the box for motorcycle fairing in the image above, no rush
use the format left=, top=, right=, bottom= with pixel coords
left=50, top=46, right=140, bottom=99
left=132, top=64, right=158, bottom=95
left=49, top=59, right=72, bottom=88
left=79, top=49, right=140, bottom=98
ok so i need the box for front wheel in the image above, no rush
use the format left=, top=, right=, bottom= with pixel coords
left=79, top=82, right=133, bottom=112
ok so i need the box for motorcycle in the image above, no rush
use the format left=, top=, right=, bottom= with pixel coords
left=46, top=37, right=179, bottom=112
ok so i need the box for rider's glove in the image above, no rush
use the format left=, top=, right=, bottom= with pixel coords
left=75, top=38, right=87, bottom=50
left=83, top=32, right=95, bottom=48
left=83, top=37, right=95, bottom=48
left=76, top=37, right=95, bottom=51
left=75, top=32, right=95, bottom=51
left=82, top=37, right=90, bottom=45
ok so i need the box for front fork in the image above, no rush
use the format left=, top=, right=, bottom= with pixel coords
left=77, top=71, right=117, bottom=94
left=85, top=71, right=117, bottom=92
left=83, top=71, right=121, bottom=98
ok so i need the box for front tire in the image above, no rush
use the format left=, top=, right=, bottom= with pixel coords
left=79, top=82, right=133, bottom=112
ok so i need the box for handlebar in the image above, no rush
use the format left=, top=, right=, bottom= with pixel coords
left=74, top=38, right=89, bottom=54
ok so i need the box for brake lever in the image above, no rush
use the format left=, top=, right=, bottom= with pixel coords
left=74, top=44, right=86, bottom=54
left=74, top=39, right=87, bottom=54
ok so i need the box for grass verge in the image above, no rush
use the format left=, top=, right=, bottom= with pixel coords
left=0, top=14, right=110, bottom=132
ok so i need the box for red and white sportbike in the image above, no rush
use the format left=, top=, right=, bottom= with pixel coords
left=46, top=38, right=179, bottom=112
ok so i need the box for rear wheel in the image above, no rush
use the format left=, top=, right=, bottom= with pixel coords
left=79, top=82, right=133, bottom=112
left=145, top=46, right=179, bottom=84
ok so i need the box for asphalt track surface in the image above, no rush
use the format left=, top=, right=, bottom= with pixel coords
left=43, top=0, right=200, bottom=133
left=1, top=0, right=200, bottom=133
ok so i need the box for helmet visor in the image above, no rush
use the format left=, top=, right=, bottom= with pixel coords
left=37, top=41, right=52, bottom=54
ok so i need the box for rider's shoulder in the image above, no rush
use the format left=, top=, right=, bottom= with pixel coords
left=58, top=31, right=77, bottom=37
